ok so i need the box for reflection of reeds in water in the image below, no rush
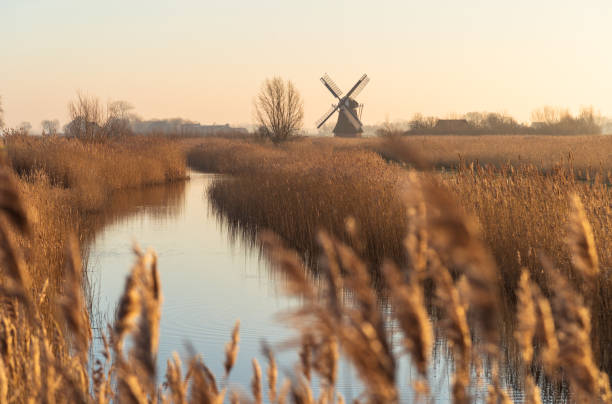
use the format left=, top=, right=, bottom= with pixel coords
left=83, top=178, right=187, bottom=336
left=80, top=179, right=187, bottom=242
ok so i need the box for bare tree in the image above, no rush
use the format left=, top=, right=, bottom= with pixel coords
left=41, top=119, right=60, bottom=136
left=67, top=92, right=136, bottom=138
left=254, top=77, right=304, bottom=143
left=67, top=92, right=104, bottom=139
left=103, top=100, right=134, bottom=136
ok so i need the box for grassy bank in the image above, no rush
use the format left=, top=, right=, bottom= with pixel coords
left=189, top=138, right=409, bottom=267
left=4, top=135, right=187, bottom=301
left=7, top=135, right=186, bottom=211
left=0, top=135, right=187, bottom=403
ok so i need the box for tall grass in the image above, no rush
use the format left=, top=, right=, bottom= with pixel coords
left=189, top=137, right=612, bottom=274
left=0, top=135, right=188, bottom=391
left=1, top=134, right=610, bottom=402
left=6, top=135, right=187, bottom=211
left=190, top=138, right=408, bottom=266
left=0, top=149, right=610, bottom=402
left=299, top=135, right=612, bottom=180
left=188, top=137, right=612, bottom=377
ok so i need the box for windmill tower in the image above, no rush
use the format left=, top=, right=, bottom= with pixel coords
left=316, top=73, right=370, bottom=138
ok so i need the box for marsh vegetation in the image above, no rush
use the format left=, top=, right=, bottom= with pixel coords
left=0, top=133, right=610, bottom=403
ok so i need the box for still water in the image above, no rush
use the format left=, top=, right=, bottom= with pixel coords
left=87, top=171, right=532, bottom=403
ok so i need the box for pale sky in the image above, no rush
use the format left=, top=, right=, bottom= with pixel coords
left=2, top=0, right=612, bottom=132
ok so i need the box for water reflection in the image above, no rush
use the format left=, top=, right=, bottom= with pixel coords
left=206, top=176, right=571, bottom=403
left=87, top=171, right=568, bottom=403
left=81, top=179, right=187, bottom=243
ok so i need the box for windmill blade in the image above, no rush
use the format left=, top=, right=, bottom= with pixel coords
left=321, top=74, right=343, bottom=99
left=345, top=74, right=370, bottom=99
left=344, top=106, right=363, bottom=129
left=316, top=104, right=339, bottom=128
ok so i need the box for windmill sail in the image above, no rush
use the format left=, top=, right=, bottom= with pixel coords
left=321, top=74, right=343, bottom=99
left=316, top=104, right=339, bottom=128
left=345, top=74, right=370, bottom=99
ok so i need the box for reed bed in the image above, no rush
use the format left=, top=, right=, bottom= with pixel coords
left=6, top=135, right=187, bottom=211
left=0, top=134, right=610, bottom=402
left=0, top=135, right=188, bottom=390
left=448, top=163, right=612, bottom=376
left=310, top=135, right=612, bottom=178
left=190, top=137, right=612, bottom=276
left=190, top=138, right=409, bottom=266
left=4, top=134, right=187, bottom=293
left=0, top=149, right=610, bottom=403
left=189, top=137, right=612, bottom=380
left=187, top=137, right=287, bottom=175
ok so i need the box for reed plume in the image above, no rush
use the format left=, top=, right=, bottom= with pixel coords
left=546, top=264, right=600, bottom=400
left=59, top=235, right=91, bottom=362
left=263, top=343, right=278, bottom=403
left=225, top=320, right=240, bottom=377
left=421, top=179, right=501, bottom=352
left=513, top=270, right=542, bottom=404
left=567, top=193, right=599, bottom=279
left=164, top=352, right=187, bottom=403
left=187, top=355, right=225, bottom=404
left=251, top=358, right=263, bottom=404
left=382, top=260, right=432, bottom=378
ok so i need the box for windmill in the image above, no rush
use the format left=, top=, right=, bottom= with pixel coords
left=316, top=73, right=370, bottom=138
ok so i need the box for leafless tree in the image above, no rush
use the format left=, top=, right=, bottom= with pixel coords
left=67, top=92, right=136, bottom=138
left=103, top=100, right=134, bottom=136
left=530, top=106, right=564, bottom=124
left=67, top=92, right=104, bottom=139
left=41, top=119, right=60, bottom=136
left=254, top=77, right=303, bottom=143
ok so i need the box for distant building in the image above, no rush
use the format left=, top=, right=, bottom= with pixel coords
left=434, top=119, right=470, bottom=133
left=180, top=123, right=248, bottom=136
left=131, top=120, right=248, bottom=136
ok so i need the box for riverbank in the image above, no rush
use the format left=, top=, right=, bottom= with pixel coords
left=7, top=134, right=187, bottom=287
left=188, top=137, right=612, bottom=378
left=0, top=135, right=187, bottom=402
left=187, top=137, right=612, bottom=277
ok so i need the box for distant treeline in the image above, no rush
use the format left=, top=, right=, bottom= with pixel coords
left=406, top=107, right=603, bottom=135
left=60, top=93, right=249, bottom=139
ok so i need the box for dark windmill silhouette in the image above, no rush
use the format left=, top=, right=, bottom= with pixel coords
left=316, top=73, right=370, bottom=138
